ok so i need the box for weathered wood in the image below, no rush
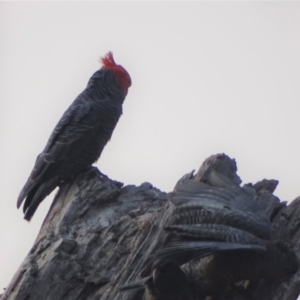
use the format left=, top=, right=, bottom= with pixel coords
left=2, top=155, right=300, bottom=300
left=2, top=170, right=168, bottom=300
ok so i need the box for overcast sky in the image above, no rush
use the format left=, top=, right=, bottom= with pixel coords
left=1, top=1, right=300, bottom=294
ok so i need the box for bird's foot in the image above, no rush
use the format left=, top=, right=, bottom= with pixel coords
left=85, top=166, right=109, bottom=179
left=85, top=166, right=123, bottom=188
left=95, top=168, right=109, bottom=179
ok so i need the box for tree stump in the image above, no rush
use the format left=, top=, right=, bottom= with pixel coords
left=2, top=154, right=300, bottom=300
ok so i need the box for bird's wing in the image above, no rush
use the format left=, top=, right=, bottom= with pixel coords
left=33, top=96, right=120, bottom=180
left=153, top=240, right=265, bottom=269
left=165, top=224, right=265, bottom=245
left=173, top=180, right=258, bottom=213
left=170, top=179, right=272, bottom=239
left=152, top=223, right=265, bottom=268
left=17, top=95, right=121, bottom=208
left=171, top=203, right=271, bottom=240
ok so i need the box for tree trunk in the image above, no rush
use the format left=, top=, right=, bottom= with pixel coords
left=2, top=155, right=300, bottom=300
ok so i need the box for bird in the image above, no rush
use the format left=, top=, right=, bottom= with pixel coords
left=141, top=154, right=298, bottom=299
left=17, top=52, right=131, bottom=221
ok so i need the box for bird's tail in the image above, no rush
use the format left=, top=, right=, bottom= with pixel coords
left=17, top=179, right=34, bottom=209
left=20, top=180, right=57, bottom=221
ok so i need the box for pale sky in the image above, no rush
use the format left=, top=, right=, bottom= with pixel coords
left=1, top=2, right=300, bottom=294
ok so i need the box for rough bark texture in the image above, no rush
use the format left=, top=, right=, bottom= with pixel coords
left=2, top=155, right=300, bottom=300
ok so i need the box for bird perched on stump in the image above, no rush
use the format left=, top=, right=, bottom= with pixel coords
left=17, top=52, right=131, bottom=221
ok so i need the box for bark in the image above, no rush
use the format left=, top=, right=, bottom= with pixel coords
left=2, top=155, right=300, bottom=300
